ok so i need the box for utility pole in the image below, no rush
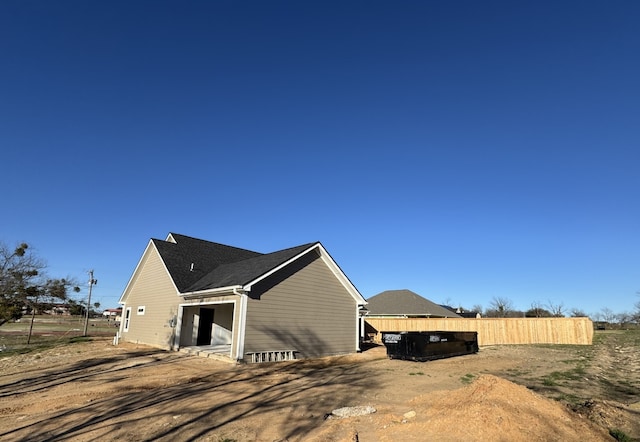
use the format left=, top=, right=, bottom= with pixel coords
left=83, top=270, right=97, bottom=336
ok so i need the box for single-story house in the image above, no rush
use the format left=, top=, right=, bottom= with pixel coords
left=118, top=233, right=367, bottom=363
left=102, top=308, right=123, bottom=321
left=365, top=289, right=463, bottom=318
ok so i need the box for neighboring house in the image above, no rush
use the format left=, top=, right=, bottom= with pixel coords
left=118, top=233, right=367, bottom=362
left=103, top=308, right=122, bottom=321
left=365, top=289, right=463, bottom=318
left=441, top=305, right=482, bottom=318
left=455, top=311, right=482, bottom=319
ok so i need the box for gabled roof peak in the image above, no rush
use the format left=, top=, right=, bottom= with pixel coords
left=121, top=233, right=366, bottom=306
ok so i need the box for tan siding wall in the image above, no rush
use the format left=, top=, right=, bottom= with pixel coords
left=244, top=257, right=357, bottom=359
left=121, top=249, right=181, bottom=349
left=365, top=317, right=593, bottom=346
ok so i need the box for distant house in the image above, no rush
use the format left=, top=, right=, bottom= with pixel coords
left=103, top=308, right=122, bottom=321
left=365, top=289, right=463, bottom=318
left=441, top=305, right=482, bottom=318
left=118, top=233, right=367, bottom=362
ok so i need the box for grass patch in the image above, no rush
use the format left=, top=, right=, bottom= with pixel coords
left=0, top=315, right=116, bottom=354
left=505, top=367, right=531, bottom=376
left=409, top=371, right=425, bottom=376
left=460, top=373, right=475, bottom=384
left=542, top=366, right=587, bottom=386
left=69, top=336, right=94, bottom=343
left=609, top=428, right=632, bottom=442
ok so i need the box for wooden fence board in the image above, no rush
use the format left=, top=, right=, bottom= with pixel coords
left=365, top=317, right=593, bottom=346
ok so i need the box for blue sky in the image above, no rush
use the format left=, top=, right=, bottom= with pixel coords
left=2, top=1, right=639, bottom=317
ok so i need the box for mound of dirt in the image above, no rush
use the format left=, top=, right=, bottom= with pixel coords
left=368, top=375, right=612, bottom=441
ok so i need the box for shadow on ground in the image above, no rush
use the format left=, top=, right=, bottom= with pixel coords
left=0, top=332, right=378, bottom=441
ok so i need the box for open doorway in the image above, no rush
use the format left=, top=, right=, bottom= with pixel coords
left=178, top=303, right=235, bottom=351
left=196, top=308, right=215, bottom=345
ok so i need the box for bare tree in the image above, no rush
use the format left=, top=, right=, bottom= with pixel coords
left=547, top=300, right=565, bottom=317
left=0, top=242, right=80, bottom=328
left=616, top=312, right=633, bottom=326
left=1, top=242, right=45, bottom=326
left=600, top=307, right=617, bottom=324
left=487, top=297, right=514, bottom=317
left=442, top=297, right=454, bottom=307
left=591, top=311, right=603, bottom=322
left=569, top=308, right=588, bottom=317
left=527, top=301, right=551, bottom=318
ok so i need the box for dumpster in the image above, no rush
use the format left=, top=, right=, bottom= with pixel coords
left=382, top=331, right=479, bottom=361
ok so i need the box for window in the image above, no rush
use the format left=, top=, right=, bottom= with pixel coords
left=137, top=306, right=146, bottom=315
left=123, top=307, right=131, bottom=332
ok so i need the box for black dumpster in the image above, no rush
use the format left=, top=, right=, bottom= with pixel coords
left=382, top=331, right=479, bottom=361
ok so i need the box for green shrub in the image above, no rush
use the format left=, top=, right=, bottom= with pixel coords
left=609, top=428, right=631, bottom=442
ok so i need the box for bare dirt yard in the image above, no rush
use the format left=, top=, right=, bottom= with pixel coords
left=1, top=330, right=639, bottom=442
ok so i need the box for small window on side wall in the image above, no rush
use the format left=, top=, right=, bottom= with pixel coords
left=137, top=306, right=146, bottom=315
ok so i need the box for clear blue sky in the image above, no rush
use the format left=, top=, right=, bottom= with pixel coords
left=2, top=1, right=639, bottom=317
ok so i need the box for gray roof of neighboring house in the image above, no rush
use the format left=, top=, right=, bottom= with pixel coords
left=153, top=233, right=317, bottom=293
left=365, top=289, right=463, bottom=318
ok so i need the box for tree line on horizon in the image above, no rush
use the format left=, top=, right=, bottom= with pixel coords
left=453, top=296, right=640, bottom=326
left=1, top=240, right=639, bottom=329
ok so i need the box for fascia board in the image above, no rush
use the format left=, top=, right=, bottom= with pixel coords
left=118, top=239, right=180, bottom=304
left=180, top=285, right=244, bottom=299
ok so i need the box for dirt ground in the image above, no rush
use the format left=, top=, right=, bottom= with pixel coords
left=1, top=331, right=639, bottom=442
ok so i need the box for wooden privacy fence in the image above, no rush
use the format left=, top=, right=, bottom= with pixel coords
left=365, top=317, right=593, bottom=346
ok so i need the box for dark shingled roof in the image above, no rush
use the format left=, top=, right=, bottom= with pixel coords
left=184, top=243, right=317, bottom=292
left=366, top=289, right=462, bottom=318
left=153, top=233, right=317, bottom=293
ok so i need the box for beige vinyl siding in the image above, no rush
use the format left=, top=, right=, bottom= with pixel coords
left=121, top=247, right=181, bottom=349
left=244, top=256, right=357, bottom=359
